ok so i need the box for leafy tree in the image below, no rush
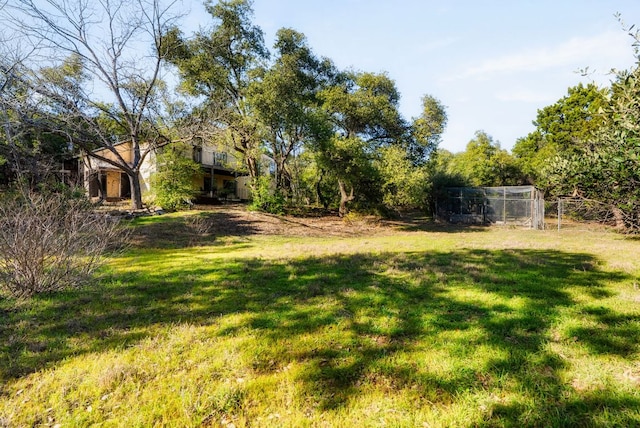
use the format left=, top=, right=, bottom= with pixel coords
left=427, top=149, right=468, bottom=214
left=248, top=175, right=285, bottom=214
left=248, top=28, right=333, bottom=196
left=513, top=83, right=608, bottom=182
left=429, top=149, right=466, bottom=184
left=0, top=52, right=73, bottom=187
left=148, top=143, right=202, bottom=211
left=3, top=0, right=181, bottom=209
left=0, top=47, right=23, bottom=184
left=294, top=149, right=335, bottom=208
left=376, top=145, right=429, bottom=209
left=450, top=131, right=524, bottom=187
left=318, top=71, right=406, bottom=215
left=410, top=94, right=448, bottom=165
left=166, top=0, right=268, bottom=180
left=543, top=22, right=640, bottom=232
left=360, top=94, right=448, bottom=211
left=545, top=67, right=640, bottom=231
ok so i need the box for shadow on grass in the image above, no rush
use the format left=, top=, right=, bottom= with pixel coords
left=381, top=210, right=491, bottom=233
left=391, top=221, right=491, bottom=233
left=1, top=247, right=639, bottom=425
left=127, top=211, right=260, bottom=249
left=568, top=306, right=640, bottom=357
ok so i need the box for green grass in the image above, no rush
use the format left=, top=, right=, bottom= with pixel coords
left=1, top=213, right=640, bottom=427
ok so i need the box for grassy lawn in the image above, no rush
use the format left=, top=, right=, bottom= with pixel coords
left=1, top=210, right=640, bottom=427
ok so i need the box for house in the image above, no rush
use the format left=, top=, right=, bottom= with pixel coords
left=190, top=144, right=252, bottom=202
left=79, top=141, right=259, bottom=203
left=81, top=141, right=136, bottom=200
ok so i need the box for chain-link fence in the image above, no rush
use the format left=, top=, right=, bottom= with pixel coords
left=549, top=198, right=621, bottom=231
left=436, top=186, right=545, bottom=229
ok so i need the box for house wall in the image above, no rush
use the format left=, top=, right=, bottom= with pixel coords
left=236, top=176, right=251, bottom=200
left=214, top=174, right=233, bottom=192
left=192, top=174, right=204, bottom=192
left=190, top=144, right=273, bottom=201
left=91, top=142, right=133, bottom=167
left=200, top=147, right=243, bottom=170
left=138, top=148, right=156, bottom=195
left=105, top=171, right=121, bottom=198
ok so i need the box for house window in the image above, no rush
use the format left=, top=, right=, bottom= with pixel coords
left=203, top=172, right=212, bottom=193
left=214, top=151, right=227, bottom=166
left=89, top=172, right=107, bottom=198
left=120, top=173, right=131, bottom=198
left=193, top=147, right=202, bottom=163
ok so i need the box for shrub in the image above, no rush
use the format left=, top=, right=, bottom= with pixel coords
left=149, top=144, right=202, bottom=211
left=248, top=176, right=285, bottom=214
left=0, top=188, right=125, bottom=298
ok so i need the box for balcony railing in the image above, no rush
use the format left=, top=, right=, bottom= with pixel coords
left=194, top=148, right=229, bottom=167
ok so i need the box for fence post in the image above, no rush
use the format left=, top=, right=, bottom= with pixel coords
left=557, top=198, right=561, bottom=231
left=531, top=191, right=535, bottom=229
left=503, top=187, right=506, bottom=224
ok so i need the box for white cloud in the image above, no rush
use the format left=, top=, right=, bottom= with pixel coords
left=447, top=30, right=629, bottom=81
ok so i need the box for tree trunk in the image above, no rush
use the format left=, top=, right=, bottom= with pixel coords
left=275, top=157, right=287, bottom=191
left=97, top=173, right=105, bottom=201
left=338, top=179, right=355, bottom=217
left=276, top=162, right=292, bottom=198
left=246, top=155, right=258, bottom=180
left=129, top=171, right=144, bottom=210
left=315, top=169, right=327, bottom=208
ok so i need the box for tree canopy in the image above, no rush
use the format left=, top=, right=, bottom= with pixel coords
left=447, top=131, right=524, bottom=187
left=0, top=0, right=453, bottom=217
left=166, top=0, right=269, bottom=179
left=512, top=20, right=640, bottom=232
left=512, top=83, right=608, bottom=183
left=544, top=64, right=640, bottom=231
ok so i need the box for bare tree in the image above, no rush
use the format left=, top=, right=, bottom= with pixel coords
left=0, top=186, right=126, bottom=298
left=3, top=0, right=182, bottom=208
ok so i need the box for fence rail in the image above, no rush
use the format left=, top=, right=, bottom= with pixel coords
left=436, top=186, right=545, bottom=229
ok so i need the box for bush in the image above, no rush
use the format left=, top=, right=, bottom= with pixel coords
left=149, top=144, right=202, bottom=211
left=0, top=188, right=125, bottom=298
left=248, top=176, right=285, bottom=214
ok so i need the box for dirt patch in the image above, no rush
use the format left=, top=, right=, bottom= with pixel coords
left=191, top=204, right=395, bottom=237
left=126, top=204, right=465, bottom=249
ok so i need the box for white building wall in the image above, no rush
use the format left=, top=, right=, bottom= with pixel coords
left=138, top=148, right=157, bottom=194
left=236, top=176, right=252, bottom=200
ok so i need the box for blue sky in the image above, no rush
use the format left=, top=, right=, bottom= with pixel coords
left=184, top=1, right=640, bottom=153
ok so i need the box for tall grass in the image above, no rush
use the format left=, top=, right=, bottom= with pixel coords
left=1, top=214, right=639, bottom=427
